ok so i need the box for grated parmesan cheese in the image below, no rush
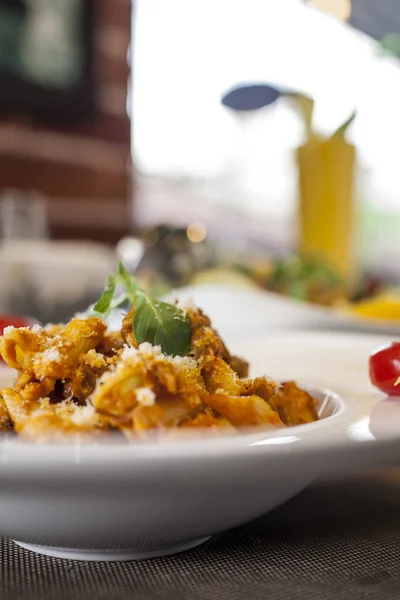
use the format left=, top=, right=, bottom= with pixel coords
left=121, top=345, right=139, bottom=360
left=171, top=355, right=198, bottom=369
left=69, top=406, right=97, bottom=427
left=3, top=326, right=15, bottom=334
left=31, top=324, right=42, bottom=333
left=138, top=342, right=162, bottom=358
left=40, top=347, right=61, bottom=363
left=215, top=388, right=226, bottom=395
left=136, top=387, right=156, bottom=407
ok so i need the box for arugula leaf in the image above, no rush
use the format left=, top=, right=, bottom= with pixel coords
left=92, top=274, right=117, bottom=314
left=118, top=261, right=144, bottom=299
left=83, top=262, right=192, bottom=356
left=81, top=276, right=127, bottom=320
left=133, top=297, right=191, bottom=356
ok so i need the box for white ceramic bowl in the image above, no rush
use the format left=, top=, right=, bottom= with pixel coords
left=0, top=331, right=399, bottom=562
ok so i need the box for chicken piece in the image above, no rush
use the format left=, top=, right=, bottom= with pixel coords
left=268, top=381, right=318, bottom=426
left=187, top=309, right=225, bottom=368
left=202, top=356, right=242, bottom=395
left=226, top=354, right=249, bottom=378
left=59, top=349, right=111, bottom=402
left=67, top=366, right=97, bottom=402
left=205, top=394, right=284, bottom=428
left=241, top=376, right=277, bottom=402
left=187, top=308, right=249, bottom=377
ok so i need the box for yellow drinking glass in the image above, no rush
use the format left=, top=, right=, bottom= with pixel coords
left=297, top=134, right=356, bottom=289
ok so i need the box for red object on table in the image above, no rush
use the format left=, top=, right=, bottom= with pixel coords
left=0, top=316, right=36, bottom=334
left=369, top=342, right=400, bottom=396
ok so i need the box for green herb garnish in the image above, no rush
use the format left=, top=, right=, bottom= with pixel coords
left=86, top=263, right=191, bottom=356
left=118, top=261, right=144, bottom=303
left=92, top=274, right=117, bottom=314
left=133, top=297, right=191, bottom=356
left=86, top=273, right=128, bottom=320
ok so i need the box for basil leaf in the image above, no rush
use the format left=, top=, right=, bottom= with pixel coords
left=92, top=274, right=117, bottom=314
left=133, top=298, right=191, bottom=356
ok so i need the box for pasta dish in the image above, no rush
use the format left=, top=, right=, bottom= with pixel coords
left=0, top=265, right=318, bottom=442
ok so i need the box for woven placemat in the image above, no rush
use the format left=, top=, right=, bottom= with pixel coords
left=2, top=472, right=400, bottom=600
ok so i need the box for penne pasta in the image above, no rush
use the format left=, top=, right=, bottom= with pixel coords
left=0, top=296, right=318, bottom=441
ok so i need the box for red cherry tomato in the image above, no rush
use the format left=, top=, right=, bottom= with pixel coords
left=0, top=315, right=36, bottom=334
left=369, top=342, right=400, bottom=395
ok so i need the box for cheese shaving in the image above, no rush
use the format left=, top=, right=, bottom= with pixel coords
left=138, top=342, right=162, bottom=358
left=136, top=387, right=156, bottom=407
left=69, top=405, right=98, bottom=427
left=121, top=345, right=138, bottom=360
left=171, top=355, right=198, bottom=369
left=40, top=347, right=61, bottom=363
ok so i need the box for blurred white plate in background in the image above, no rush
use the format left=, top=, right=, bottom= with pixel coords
left=171, top=285, right=400, bottom=340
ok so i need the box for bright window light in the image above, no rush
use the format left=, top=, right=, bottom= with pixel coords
left=133, top=0, right=400, bottom=219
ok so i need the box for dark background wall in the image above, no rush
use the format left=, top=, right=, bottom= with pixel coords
left=0, top=0, right=132, bottom=243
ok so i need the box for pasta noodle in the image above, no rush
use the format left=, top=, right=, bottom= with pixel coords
left=0, top=302, right=318, bottom=442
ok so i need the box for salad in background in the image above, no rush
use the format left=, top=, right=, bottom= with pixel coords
left=119, top=227, right=400, bottom=323
left=191, top=253, right=400, bottom=321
